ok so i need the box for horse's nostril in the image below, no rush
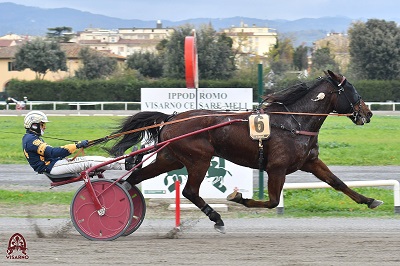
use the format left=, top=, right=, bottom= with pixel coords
left=368, top=112, right=373, bottom=118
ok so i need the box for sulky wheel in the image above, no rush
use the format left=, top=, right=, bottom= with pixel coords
left=122, top=185, right=147, bottom=236
left=70, top=179, right=133, bottom=241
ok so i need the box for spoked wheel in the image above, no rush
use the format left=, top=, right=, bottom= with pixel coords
left=123, top=185, right=146, bottom=236
left=70, top=179, right=133, bottom=241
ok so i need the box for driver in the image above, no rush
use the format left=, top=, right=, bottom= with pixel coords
left=22, top=111, right=137, bottom=177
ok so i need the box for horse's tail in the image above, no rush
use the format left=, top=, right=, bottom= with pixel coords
left=107, top=111, right=171, bottom=156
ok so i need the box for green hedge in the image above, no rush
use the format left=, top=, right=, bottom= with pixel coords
left=6, top=79, right=143, bottom=102
left=5, top=78, right=400, bottom=103
left=353, top=80, right=398, bottom=102
left=6, top=78, right=259, bottom=102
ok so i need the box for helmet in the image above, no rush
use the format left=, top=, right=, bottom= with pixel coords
left=24, top=111, right=50, bottom=129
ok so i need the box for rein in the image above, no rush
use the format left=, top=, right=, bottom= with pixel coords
left=88, top=113, right=249, bottom=147
left=266, top=111, right=352, bottom=117
left=88, top=77, right=358, bottom=146
left=88, top=111, right=352, bottom=147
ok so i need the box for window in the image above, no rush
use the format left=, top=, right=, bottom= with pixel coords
left=8, top=62, right=16, bottom=71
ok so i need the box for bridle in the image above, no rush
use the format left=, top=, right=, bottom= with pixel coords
left=261, top=75, right=364, bottom=136
left=327, top=75, right=363, bottom=121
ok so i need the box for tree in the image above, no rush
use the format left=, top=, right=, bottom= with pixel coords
left=14, top=39, right=67, bottom=80
left=75, top=47, right=117, bottom=80
left=267, top=37, right=295, bottom=75
left=47, top=26, right=73, bottom=42
left=293, top=45, right=309, bottom=71
left=163, top=25, right=193, bottom=79
left=126, top=51, right=163, bottom=78
left=156, top=39, right=168, bottom=54
left=310, top=47, right=338, bottom=74
left=196, top=25, right=235, bottom=79
left=163, top=24, right=235, bottom=80
left=348, top=19, right=400, bottom=80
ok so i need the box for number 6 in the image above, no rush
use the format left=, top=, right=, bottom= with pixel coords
left=254, top=115, right=264, bottom=133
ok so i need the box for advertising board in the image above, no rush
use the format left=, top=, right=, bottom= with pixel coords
left=141, top=88, right=254, bottom=199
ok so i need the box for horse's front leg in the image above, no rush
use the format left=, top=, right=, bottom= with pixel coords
left=227, top=168, right=286, bottom=209
left=301, top=158, right=383, bottom=209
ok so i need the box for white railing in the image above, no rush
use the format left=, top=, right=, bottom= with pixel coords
left=1, top=101, right=141, bottom=111
left=365, top=102, right=400, bottom=112
left=253, top=102, right=399, bottom=111
left=1, top=101, right=399, bottom=111
left=276, top=180, right=400, bottom=214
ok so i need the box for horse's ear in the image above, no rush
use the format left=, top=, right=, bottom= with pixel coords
left=326, top=70, right=339, bottom=81
left=323, top=70, right=328, bottom=77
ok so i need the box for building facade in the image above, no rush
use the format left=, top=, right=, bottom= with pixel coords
left=0, top=43, right=125, bottom=93
left=222, top=22, right=277, bottom=61
left=76, top=21, right=174, bottom=57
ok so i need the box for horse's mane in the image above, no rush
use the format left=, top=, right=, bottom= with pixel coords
left=263, top=78, right=324, bottom=106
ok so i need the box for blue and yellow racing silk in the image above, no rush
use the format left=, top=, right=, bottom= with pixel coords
left=22, top=130, right=78, bottom=173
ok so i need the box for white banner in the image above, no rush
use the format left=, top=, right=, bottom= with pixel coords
left=142, top=157, right=253, bottom=199
left=141, top=88, right=254, bottom=199
left=141, top=88, right=253, bottom=112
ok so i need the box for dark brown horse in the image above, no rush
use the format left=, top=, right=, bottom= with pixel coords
left=108, top=70, right=382, bottom=233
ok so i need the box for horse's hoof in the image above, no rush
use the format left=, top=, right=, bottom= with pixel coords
left=369, top=199, right=384, bottom=209
left=214, top=225, right=226, bottom=234
left=226, top=191, right=242, bottom=202
left=226, top=191, right=237, bottom=200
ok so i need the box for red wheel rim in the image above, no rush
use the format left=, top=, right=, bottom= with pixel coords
left=70, top=180, right=133, bottom=241
left=185, top=34, right=198, bottom=89
left=123, top=186, right=146, bottom=236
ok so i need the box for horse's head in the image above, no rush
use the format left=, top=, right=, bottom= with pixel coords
left=325, top=70, right=372, bottom=125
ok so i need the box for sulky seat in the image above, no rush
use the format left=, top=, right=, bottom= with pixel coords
left=43, top=172, right=80, bottom=182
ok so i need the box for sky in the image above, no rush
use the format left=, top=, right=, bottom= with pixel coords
left=1, top=0, right=400, bottom=21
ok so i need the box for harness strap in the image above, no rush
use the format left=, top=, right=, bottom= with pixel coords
left=272, top=124, right=319, bottom=136
left=258, top=139, right=264, bottom=171
left=295, top=130, right=319, bottom=136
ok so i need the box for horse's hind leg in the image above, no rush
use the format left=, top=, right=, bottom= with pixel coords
left=126, top=152, right=183, bottom=185
left=301, top=158, right=383, bottom=209
left=181, top=160, right=226, bottom=234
